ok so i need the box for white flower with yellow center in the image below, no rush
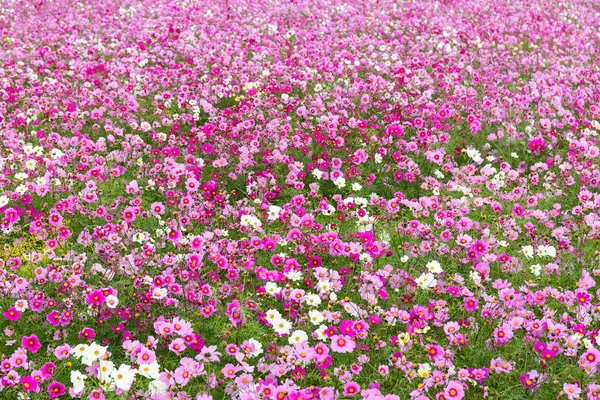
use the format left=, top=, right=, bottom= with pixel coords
left=521, top=245, right=534, bottom=259
left=110, top=364, right=137, bottom=391
left=264, top=282, right=281, bottom=296
left=70, top=371, right=87, bottom=393
left=305, top=293, right=322, bottom=307
left=138, top=361, right=160, bottom=380
left=288, top=330, right=308, bottom=345
left=308, top=310, right=324, bottom=325
left=272, top=318, right=292, bottom=335
left=265, top=309, right=282, bottom=324
left=426, top=260, right=443, bottom=274
left=416, top=272, right=437, bottom=290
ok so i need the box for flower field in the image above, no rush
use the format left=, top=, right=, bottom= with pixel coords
left=2, top=0, right=600, bottom=398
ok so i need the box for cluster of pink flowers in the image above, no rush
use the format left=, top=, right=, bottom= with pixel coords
left=1, top=0, right=600, bottom=398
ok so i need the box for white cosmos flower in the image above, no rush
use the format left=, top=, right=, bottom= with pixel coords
left=272, top=318, right=292, bottom=335
left=308, top=310, right=324, bottom=325
left=111, top=364, right=137, bottom=391
left=537, top=245, right=556, bottom=257
left=267, top=205, right=281, bottom=221
left=138, top=361, right=161, bottom=380
left=70, top=370, right=87, bottom=394
left=426, top=260, right=443, bottom=274
left=416, top=272, right=437, bottom=290
left=25, top=159, right=37, bottom=170
left=317, top=280, right=331, bottom=293
left=81, top=343, right=107, bottom=366
left=314, top=324, right=328, bottom=340
left=98, top=360, right=115, bottom=383
left=149, top=378, right=168, bottom=394
left=333, top=177, right=346, bottom=188
left=305, top=293, right=322, bottom=307
left=70, top=344, right=88, bottom=359
left=151, top=287, right=167, bottom=300
left=264, top=282, right=281, bottom=296
left=265, top=309, right=281, bottom=324
left=288, top=330, right=308, bottom=345
left=105, top=295, right=119, bottom=308
left=284, top=270, right=302, bottom=281
left=521, top=245, right=534, bottom=259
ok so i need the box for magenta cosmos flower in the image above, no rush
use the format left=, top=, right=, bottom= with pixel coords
left=167, top=229, right=183, bottom=244
left=3, top=307, right=20, bottom=321
left=20, top=376, right=38, bottom=392
left=86, top=289, right=105, bottom=307
left=48, top=381, right=66, bottom=398
left=22, top=334, right=42, bottom=353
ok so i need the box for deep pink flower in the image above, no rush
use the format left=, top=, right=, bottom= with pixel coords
left=87, top=290, right=105, bottom=307
left=464, top=297, right=479, bottom=312
left=520, top=374, right=537, bottom=389
left=22, top=334, right=42, bottom=353
left=201, top=143, right=214, bottom=154
left=3, top=307, right=20, bottom=321
left=40, top=362, right=57, bottom=379
left=46, top=311, right=61, bottom=326
left=48, top=381, right=66, bottom=398
left=21, top=375, right=38, bottom=392
left=79, top=328, right=96, bottom=342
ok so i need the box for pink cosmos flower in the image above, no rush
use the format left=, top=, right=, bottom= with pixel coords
left=579, top=348, right=600, bottom=369
left=222, top=363, right=241, bottom=379
left=343, top=381, right=360, bottom=396
left=55, top=344, right=71, bottom=360
left=48, top=213, right=63, bottom=227
left=520, top=373, right=537, bottom=390
left=40, top=362, right=57, bottom=379
left=378, top=365, right=389, bottom=376
left=330, top=335, right=356, bottom=353
left=169, top=338, right=186, bottom=354
left=122, top=206, right=136, bottom=223
left=563, top=383, right=581, bottom=400
left=88, top=389, right=105, bottom=400
left=445, top=380, right=465, bottom=399
left=201, top=143, right=214, bottom=154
